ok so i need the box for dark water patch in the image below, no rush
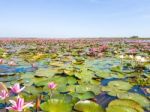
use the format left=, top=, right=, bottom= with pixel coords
left=95, top=92, right=117, bottom=108
left=0, top=103, right=5, bottom=109
left=0, top=65, right=37, bottom=74
left=129, top=85, right=150, bottom=97
left=101, top=78, right=119, bottom=86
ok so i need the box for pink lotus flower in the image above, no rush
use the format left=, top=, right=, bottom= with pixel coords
left=0, top=90, right=9, bottom=100
left=48, top=82, right=57, bottom=90
left=8, top=61, right=16, bottom=66
left=0, top=59, right=4, bottom=64
left=6, top=96, right=33, bottom=112
left=98, top=45, right=108, bottom=52
left=129, top=48, right=137, bottom=53
left=10, top=83, right=25, bottom=94
left=31, top=63, right=38, bottom=68
left=98, top=53, right=103, bottom=57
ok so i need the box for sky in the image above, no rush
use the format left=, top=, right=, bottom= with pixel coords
left=0, top=0, right=150, bottom=38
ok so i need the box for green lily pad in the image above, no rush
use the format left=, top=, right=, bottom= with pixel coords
left=35, top=68, right=56, bottom=78
left=108, top=80, right=132, bottom=90
left=95, top=71, right=112, bottom=78
left=106, top=105, right=138, bottom=112
left=74, top=100, right=105, bottom=112
left=66, top=76, right=77, bottom=85
left=111, top=65, right=134, bottom=74
left=75, top=84, right=101, bottom=95
left=50, top=61, right=64, bottom=67
left=20, top=78, right=33, bottom=86
left=52, top=94, right=72, bottom=103
left=75, top=68, right=94, bottom=83
left=33, top=77, right=50, bottom=87
left=107, top=99, right=144, bottom=112
left=102, top=80, right=133, bottom=96
left=71, top=91, right=95, bottom=100
left=24, top=85, right=43, bottom=95
left=117, top=92, right=150, bottom=108
left=40, top=99, right=72, bottom=112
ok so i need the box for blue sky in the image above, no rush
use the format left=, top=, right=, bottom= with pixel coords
left=0, top=0, right=150, bottom=38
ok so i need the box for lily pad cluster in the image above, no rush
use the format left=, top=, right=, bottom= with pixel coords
left=0, top=38, right=149, bottom=112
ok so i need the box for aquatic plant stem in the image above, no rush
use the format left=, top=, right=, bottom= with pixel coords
left=36, top=96, right=40, bottom=112
left=50, top=90, right=53, bottom=99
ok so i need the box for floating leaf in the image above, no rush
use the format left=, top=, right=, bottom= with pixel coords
left=106, top=105, right=137, bottom=112
left=40, top=99, right=72, bottom=112
left=102, top=80, right=132, bottom=96
left=71, top=91, right=95, bottom=100
left=75, top=84, right=101, bottom=95
left=74, top=100, right=105, bottom=112
left=75, top=68, right=94, bottom=83
left=117, top=92, right=150, bottom=108
left=107, top=99, right=144, bottom=112
left=35, top=68, right=56, bottom=78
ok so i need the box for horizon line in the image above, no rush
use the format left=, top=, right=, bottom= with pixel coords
left=0, top=36, right=150, bottom=39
